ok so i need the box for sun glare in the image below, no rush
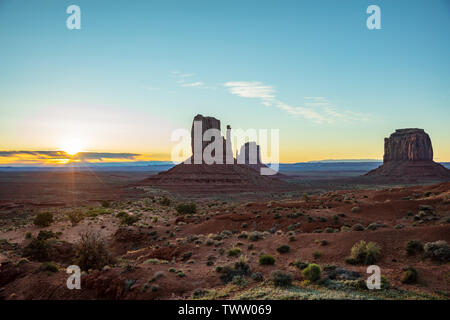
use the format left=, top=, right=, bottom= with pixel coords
left=62, top=140, right=83, bottom=155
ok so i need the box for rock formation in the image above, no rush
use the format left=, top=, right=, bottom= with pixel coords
left=383, top=129, right=433, bottom=162
left=366, top=128, right=450, bottom=181
left=142, top=115, right=289, bottom=193
left=190, top=114, right=233, bottom=164
left=237, top=142, right=261, bottom=165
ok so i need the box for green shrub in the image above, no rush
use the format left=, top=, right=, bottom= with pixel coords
left=67, top=210, right=85, bottom=226
left=312, top=251, right=322, bottom=259
left=76, top=231, right=114, bottom=271
left=119, top=214, right=139, bottom=225
left=248, top=231, right=263, bottom=241
left=351, top=206, right=361, bottom=213
left=302, top=264, right=321, bottom=282
left=41, top=262, right=58, bottom=273
left=406, top=240, right=423, bottom=255
left=227, top=247, right=241, bottom=257
left=292, top=260, right=309, bottom=270
left=101, top=200, right=110, bottom=208
left=271, top=270, right=293, bottom=287
left=259, top=254, right=275, bottom=265
left=159, top=196, right=171, bottom=206
left=176, top=203, right=196, bottom=214
left=423, top=240, right=450, bottom=262
left=37, top=230, right=57, bottom=241
left=251, top=272, right=264, bottom=282
left=22, top=238, right=49, bottom=261
left=217, top=258, right=251, bottom=283
left=276, top=244, right=290, bottom=254
left=182, top=251, right=193, bottom=261
left=346, top=240, right=380, bottom=265
left=401, top=267, right=418, bottom=284
left=34, top=212, right=53, bottom=227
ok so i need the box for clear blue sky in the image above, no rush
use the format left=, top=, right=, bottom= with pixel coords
left=0, top=0, right=449, bottom=163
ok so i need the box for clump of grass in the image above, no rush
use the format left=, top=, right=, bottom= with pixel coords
left=345, top=240, right=380, bottom=265
left=176, top=203, right=196, bottom=214
left=34, top=212, right=53, bottom=227
left=159, top=196, right=171, bottom=206
left=251, top=272, right=264, bottom=282
left=248, top=231, right=263, bottom=241
left=405, top=240, right=423, bottom=256
left=276, top=244, right=290, bottom=254
left=67, top=210, right=85, bottom=226
left=302, top=263, right=321, bottom=282
left=41, top=262, right=58, bottom=273
left=76, top=231, right=114, bottom=271
left=23, top=238, right=49, bottom=261
left=216, top=257, right=251, bottom=283
left=227, top=247, right=241, bottom=257
left=401, top=267, right=418, bottom=284
left=271, top=270, right=293, bottom=287
left=118, top=213, right=139, bottom=226
left=351, top=206, right=361, bottom=213
left=423, top=240, right=450, bottom=262
left=37, top=230, right=57, bottom=241
left=312, top=250, right=322, bottom=259
left=258, top=254, right=275, bottom=265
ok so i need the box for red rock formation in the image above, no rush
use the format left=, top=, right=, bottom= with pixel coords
left=142, top=115, right=289, bottom=193
left=190, top=114, right=233, bottom=164
left=366, top=128, right=450, bottom=181
left=383, top=129, right=433, bottom=162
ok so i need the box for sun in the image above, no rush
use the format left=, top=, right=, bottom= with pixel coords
left=62, top=140, right=84, bottom=155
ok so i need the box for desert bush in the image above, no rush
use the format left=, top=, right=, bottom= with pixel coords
left=34, top=212, right=53, bottom=227
left=259, top=254, right=275, bottom=265
left=405, top=240, right=424, bottom=255
left=182, top=251, right=193, bottom=261
left=248, top=231, right=264, bottom=241
left=302, top=263, right=321, bottom=282
left=176, top=203, right=196, bottom=214
left=423, top=240, right=450, bottom=262
left=41, top=262, right=58, bottom=273
left=22, top=238, right=49, bottom=261
left=276, top=244, right=290, bottom=254
left=101, top=200, right=110, bottom=208
left=345, top=240, right=380, bottom=265
left=312, top=251, right=322, bottom=259
left=25, top=232, right=32, bottom=239
left=227, top=247, right=241, bottom=257
left=351, top=206, right=361, bottom=213
left=352, top=224, right=364, bottom=231
left=37, top=230, right=57, bottom=241
left=271, top=270, right=293, bottom=287
left=251, top=272, right=264, bottom=282
left=401, top=267, right=418, bottom=284
left=67, top=210, right=85, bottom=226
left=76, top=231, right=114, bottom=271
left=119, top=213, right=139, bottom=226
left=292, top=260, right=309, bottom=270
left=217, top=257, right=251, bottom=283
left=159, top=196, right=171, bottom=206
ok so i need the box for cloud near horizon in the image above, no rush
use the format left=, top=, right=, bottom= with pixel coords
left=0, top=151, right=141, bottom=165
left=223, top=82, right=369, bottom=124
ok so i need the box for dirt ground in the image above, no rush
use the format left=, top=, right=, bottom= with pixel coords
left=0, top=170, right=449, bottom=300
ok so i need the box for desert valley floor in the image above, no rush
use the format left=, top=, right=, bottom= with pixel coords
left=0, top=169, right=449, bottom=300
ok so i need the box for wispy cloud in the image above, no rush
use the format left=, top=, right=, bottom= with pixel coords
left=181, top=81, right=204, bottom=87
left=224, top=82, right=369, bottom=124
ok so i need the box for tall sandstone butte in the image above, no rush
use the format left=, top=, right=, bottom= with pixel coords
left=383, top=129, right=433, bottom=162
left=366, top=128, right=450, bottom=181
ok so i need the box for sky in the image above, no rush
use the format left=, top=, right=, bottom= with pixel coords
left=0, top=0, right=449, bottom=165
